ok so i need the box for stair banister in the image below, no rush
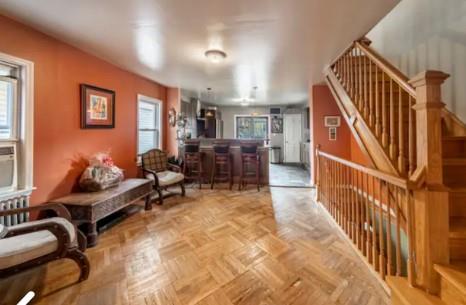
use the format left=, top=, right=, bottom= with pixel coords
left=409, top=70, right=450, bottom=294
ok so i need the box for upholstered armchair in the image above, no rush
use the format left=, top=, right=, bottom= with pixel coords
left=141, top=149, right=185, bottom=204
left=0, top=203, right=90, bottom=282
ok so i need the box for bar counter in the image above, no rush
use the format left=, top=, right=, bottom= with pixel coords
left=183, top=139, right=269, bottom=185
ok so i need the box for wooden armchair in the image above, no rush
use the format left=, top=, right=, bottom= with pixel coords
left=0, top=203, right=90, bottom=282
left=141, top=149, right=185, bottom=204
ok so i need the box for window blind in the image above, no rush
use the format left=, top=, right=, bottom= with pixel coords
left=138, top=100, right=160, bottom=154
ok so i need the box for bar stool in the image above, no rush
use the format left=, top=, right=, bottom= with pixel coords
left=210, top=142, right=232, bottom=190
left=239, top=142, right=260, bottom=191
left=183, top=141, right=203, bottom=189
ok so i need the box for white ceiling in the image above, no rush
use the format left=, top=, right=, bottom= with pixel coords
left=0, top=0, right=398, bottom=105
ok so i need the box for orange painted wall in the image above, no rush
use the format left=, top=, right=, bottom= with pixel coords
left=0, top=15, right=172, bottom=205
left=166, top=87, right=180, bottom=157
left=309, top=84, right=369, bottom=183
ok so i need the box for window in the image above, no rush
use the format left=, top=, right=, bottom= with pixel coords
left=0, top=54, right=34, bottom=196
left=235, top=116, right=269, bottom=139
left=0, top=76, right=17, bottom=140
left=137, top=95, right=162, bottom=155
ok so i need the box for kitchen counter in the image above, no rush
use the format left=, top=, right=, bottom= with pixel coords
left=183, top=139, right=269, bottom=184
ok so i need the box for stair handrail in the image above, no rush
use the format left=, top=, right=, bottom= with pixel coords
left=317, top=150, right=408, bottom=189
left=354, top=41, right=416, bottom=98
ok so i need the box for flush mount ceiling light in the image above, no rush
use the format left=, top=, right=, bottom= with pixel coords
left=205, top=49, right=227, bottom=64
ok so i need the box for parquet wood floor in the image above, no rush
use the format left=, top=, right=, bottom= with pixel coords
left=0, top=186, right=389, bottom=305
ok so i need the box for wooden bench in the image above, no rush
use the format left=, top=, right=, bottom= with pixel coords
left=49, top=178, right=153, bottom=247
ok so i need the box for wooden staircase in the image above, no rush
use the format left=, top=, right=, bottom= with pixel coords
left=388, top=264, right=466, bottom=305
left=321, top=38, right=466, bottom=304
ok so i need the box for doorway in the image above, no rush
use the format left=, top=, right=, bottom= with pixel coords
left=268, top=113, right=311, bottom=187
left=284, top=113, right=301, bottom=162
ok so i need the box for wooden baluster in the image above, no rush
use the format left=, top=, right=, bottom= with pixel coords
left=358, top=49, right=363, bottom=110
left=338, top=163, right=343, bottom=229
left=408, top=95, right=415, bottom=175
left=369, top=59, right=374, bottom=126
left=389, top=79, right=397, bottom=160
left=375, top=65, right=381, bottom=136
left=398, top=88, right=405, bottom=174
left=343, top=52, right=347, bottom=88
left=357, top=169, right=362, bottom=251
left=347, top=51, right=351, bottom=92
left=352, top=167, right=357, bottom=243
left=329, top=160, right=333, bottom=214
left=395, top=188, right=402, bottom=276
left=365, top=172, right=371, bottom=262
left=322, top=158, right=326, bottom=206
left=371, top=175, right=378, bottom=270
left=346, top=50, right=351, bottom=91
left=382, top=72, right=389, bottom=147
left=332, top=160, right=336, bottom=217
left=378, top=180, right=386, bottom=279
left=344, top=52, right=348, bottom=89
left=406, top=189, right=415, bottom=286
left=340, top=163, right=344, bottom=228
left=348, top=168, right=354, bottom=243
left=350, top=49, right=354, bottom=98
left=346, top=165, right=350, bottom=234
left=336, top=161, right=340, bottom=224
left=340, top=163, right=344, bottom=226
left=353, top=49, right=357, bottom=100
left=364, top=54, right=368, bottom=117
left=386, top=184, right=393, bottom=276
left=335, top=161, right=338, bottom=218
left=344, top=165, right=348, bottom=233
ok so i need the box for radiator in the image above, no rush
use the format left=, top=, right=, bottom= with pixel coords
left=0, top=191, right=31, bottom=226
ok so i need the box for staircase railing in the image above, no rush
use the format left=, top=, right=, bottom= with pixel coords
left=327, top=37, right=452, bottom=293
left=331, top=39, right=417, bottom=177
left=316, top=148, right=416, bottom=287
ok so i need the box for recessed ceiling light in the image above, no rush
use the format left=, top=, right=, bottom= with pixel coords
left=205, top=49, right=227, bottom=64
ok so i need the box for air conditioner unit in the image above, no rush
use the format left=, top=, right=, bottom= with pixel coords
left=0, top=143, right=17, bottom=192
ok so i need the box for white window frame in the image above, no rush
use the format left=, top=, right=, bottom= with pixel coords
left=137, top=94, right=163, bottom=159
left=0, top=52, right=34, bottom=198
left=233, top=114, right=271, bottom=139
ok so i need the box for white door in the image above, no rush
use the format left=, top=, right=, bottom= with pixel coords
left=284, top=114, right=302, bottom=163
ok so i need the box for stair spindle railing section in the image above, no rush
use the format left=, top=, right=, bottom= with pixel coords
left=316, top=149, right=416, bottom=288
left=331, top=40, right=417, bottom=177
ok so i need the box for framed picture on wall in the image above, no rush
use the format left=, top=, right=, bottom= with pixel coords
left=324, top=116, right=340, bottom=127
left=80, top=84, right=115, bottom=128
left=271, top=117, right=283, bottom=134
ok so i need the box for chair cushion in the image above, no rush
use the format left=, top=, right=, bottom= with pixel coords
left=146, top=170, right=184, bottom=187
left=0, top=218, right=77, bottom=270
left=12, top=217, right=76, bottom=243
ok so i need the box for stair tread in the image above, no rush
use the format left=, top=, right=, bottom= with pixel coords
left=443, top=158, right=466, bottom=165
left=434, top=264, right=466, bottom=295
left=387, top=276, right=447, bottom=305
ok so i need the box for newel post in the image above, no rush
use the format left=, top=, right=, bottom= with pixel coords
left=409, top=71, right=450, bottom=293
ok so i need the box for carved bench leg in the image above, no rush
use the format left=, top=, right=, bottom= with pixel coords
left=86, top=222, right=98, bottom=247
left=180, top=182, right=186, bottom=197
left=144, top=194, right=152, bottom=211
left=66, top=249, right=90, bottom=282
left=157, top=189, right=163, bottom=205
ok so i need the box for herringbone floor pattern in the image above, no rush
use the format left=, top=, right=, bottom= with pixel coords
left=0, top=186, right=389, bottom=305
